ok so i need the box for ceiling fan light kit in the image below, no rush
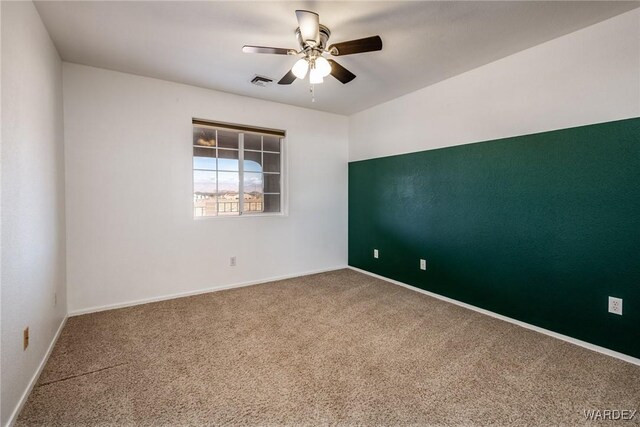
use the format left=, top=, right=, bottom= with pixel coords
left=292, top=58, right=309, bottom=79
left=309, top=67, right=324, bottom=85
left=314, top=57, right=332, bottom=77
left=293, top=56, right=332, bottom=81
left=242, top=9, right=383, bottom=92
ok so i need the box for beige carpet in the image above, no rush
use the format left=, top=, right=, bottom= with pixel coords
left=17, top=269, right=640, bottom=426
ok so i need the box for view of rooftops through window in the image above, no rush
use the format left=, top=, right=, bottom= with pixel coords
left=193, top=123, right=282, bottom=217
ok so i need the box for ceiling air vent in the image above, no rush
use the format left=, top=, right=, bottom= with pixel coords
left=250, top=75, right=274, bottom=87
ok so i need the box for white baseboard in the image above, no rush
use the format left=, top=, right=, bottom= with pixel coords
left=68, top=266, right=348, bottom=317
left=6, top=315, right=68, bottom=427
left=349, top=266, right=640, bottom=366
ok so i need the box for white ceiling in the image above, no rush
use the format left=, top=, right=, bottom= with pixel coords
left=35, top=1, right=639, bottom=115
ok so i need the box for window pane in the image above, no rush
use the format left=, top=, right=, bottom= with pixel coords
left=218, top=149, right=239, bottom=160
left=217, top=171, right=239, bottom=193
left=264, top=194, right=280, bottom=213
left=264, top=173, right=280, bottom=193
left=217, top=172, right=239, bottom=215
left=244, top=133, right=262, bottom=151
left=243, top=195, right=264, bottom=213
left=193, top=127, right=217, bottom=147
left=263, top=136, right=281, bottom=152
left=263, top=152, right=280, bottom=173
left=218, top=149, right=239, bottom=171
left=194, top=171, right=217, bottom=217
left=243, top=172, right=263, bottom=193
left=193, top=147, right=216, bottom=170
left=193, top=122, right=284, bottom=218
left=194, top=195, right=217, bottom=217
left=194, top=170, right=216, bottom=193
left=217, top=130, right=239, bottom=149
left=243, top=172, right=264, bottom=213
left=244, top=150, right=262, bottom=172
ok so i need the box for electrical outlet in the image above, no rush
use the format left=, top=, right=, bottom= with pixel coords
left=230, top=256, right=236, bottom=267
left=23, top=327, right=29, bottom=350
left=608, top=296, right=623, bottom=315
left=420, top=259, right=427, bottom=270
left=373, top=249, right=379, bottom=259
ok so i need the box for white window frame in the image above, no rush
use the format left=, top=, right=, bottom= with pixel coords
left=192, top=119, right=287, bottom=219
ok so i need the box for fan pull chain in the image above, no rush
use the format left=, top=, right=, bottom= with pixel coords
left=310, top=84, right=316, bottom=103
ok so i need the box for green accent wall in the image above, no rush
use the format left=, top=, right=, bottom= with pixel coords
left=349, top=118, right=640, bottom=358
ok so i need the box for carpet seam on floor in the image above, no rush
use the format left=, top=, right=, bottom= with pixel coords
left=37, top=362, right=129, bottom=388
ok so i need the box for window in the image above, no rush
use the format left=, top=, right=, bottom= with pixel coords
left=192, top=119, right=284, bottom=217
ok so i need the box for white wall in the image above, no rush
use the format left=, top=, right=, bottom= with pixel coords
left=1, top=2, right=67, bottom=425
left=349, top=9, right=640, bottom=161
left=63, top=63, right=348, bottom=314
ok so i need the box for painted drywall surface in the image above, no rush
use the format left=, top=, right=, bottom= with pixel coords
left=1, top=2, right=67, bottom=424
left=349, top=118, right=640, bottom=358
left=63, top=63, right=348, bottom=313
left=349, top=8, right=640, bottom=161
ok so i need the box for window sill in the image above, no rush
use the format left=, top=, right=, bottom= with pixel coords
left=193, top=212, right=288, bottom=220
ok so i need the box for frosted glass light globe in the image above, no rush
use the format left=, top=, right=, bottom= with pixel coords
left=315, top=56, right=332, bottom=77
left=309, top=67, right=324, bottom=84
left=292, top=58, right=309, bottom=79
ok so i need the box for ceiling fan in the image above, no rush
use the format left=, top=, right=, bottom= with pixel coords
left=242, top=10, right=383, bottom=85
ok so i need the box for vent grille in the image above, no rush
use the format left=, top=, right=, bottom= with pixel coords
left=250, top=75, right=274, bottom=87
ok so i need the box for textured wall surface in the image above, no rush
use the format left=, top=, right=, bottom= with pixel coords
left=1, top=2, right=67, bottom=424
left=63, top=64, right=348, bottom=314
left=349, top=118, right=640, bottom=358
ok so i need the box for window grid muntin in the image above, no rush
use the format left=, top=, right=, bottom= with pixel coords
left=193, top=125, right=282, bottom=217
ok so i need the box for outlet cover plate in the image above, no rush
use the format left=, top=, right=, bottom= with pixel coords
left=420, top=259, right=427, bottom=270
left=23, top=327, right=29, bottom=350
left=373, top=249, right=379, bottom=259
left=608, top=296, right=623, bottom=315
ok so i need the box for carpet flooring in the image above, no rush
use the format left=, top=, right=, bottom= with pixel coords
left=17, top=269, right=640, bottom=426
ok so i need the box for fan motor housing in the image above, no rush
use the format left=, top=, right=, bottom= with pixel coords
left=296, top=24, right=331, bottom=51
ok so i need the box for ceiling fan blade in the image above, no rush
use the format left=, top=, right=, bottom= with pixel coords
left=278, top=69, right=297, bottom=85
left=242, top=45, right=293, bottom=55
left=295, top=10, right=320, bottom=46
left=328, top=36, right=383, bottom=56
left=327, top=59, right=356, bottom=84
